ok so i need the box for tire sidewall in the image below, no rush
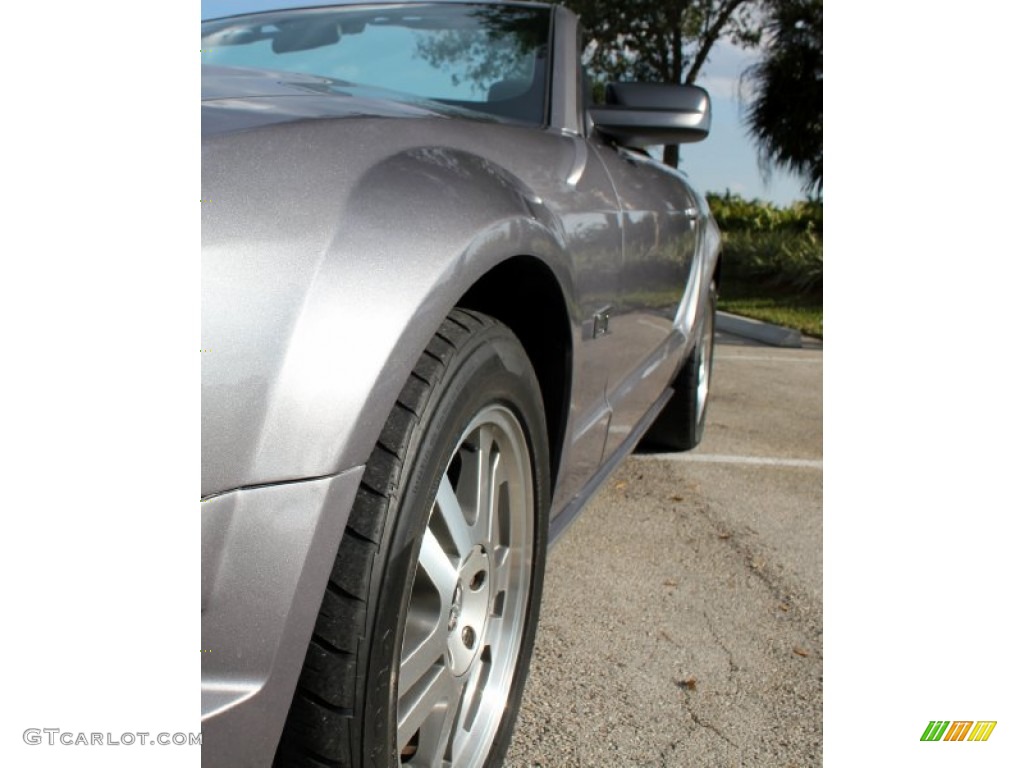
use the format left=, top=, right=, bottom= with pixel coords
left=361, top=324, right=550, bottom=767
left=693, top=289, right=717, bottom=440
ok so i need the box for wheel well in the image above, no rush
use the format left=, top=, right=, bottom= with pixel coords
left=458, top=257, right=571, bottom=485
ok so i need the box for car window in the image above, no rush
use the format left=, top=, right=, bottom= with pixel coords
left=201, top=3, right=552, bottom=125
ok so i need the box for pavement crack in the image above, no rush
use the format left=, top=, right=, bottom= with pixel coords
left=682, top=699, right=740, bottom=751
left=667, top=610, right=741, bottom=751
left=702, top=609, right=740, bottom=695
left=696, top=497, right=802, bottom=612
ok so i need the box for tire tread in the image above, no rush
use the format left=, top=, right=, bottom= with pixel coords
left=273, top=309, right=498, bottom=768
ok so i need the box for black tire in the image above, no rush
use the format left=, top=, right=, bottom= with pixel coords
left=641, top=287, right=717, bottom=452
left=274, top=309, right=550, bottom=768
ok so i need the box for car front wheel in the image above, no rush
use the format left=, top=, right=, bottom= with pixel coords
left=274, top=309, right=549, bottom=768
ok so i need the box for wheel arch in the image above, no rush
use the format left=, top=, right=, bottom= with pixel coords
left=457, top=255, right=573, bottom=488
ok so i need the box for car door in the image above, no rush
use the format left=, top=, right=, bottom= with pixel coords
left=521, top=133, right=622, bottom=518
left=590, top=142, right=701, bottom=457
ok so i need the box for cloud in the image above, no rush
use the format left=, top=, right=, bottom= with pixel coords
left=692, top=39, right=761, bottom=103
left=698, top=75, right=750, bottom=103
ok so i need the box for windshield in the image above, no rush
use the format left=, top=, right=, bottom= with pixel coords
left=201, top=3, right=552, bottom=125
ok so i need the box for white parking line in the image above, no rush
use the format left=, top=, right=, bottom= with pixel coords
left=715, top=355, right=822, bottom=363
left=636, top=453, right=823, bottom=469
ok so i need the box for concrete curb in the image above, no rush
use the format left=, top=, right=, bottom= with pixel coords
left=716, top=311, right=803, bottom=348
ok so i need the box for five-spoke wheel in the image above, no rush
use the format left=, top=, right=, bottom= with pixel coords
left=398, top=407, right=534, bottom=767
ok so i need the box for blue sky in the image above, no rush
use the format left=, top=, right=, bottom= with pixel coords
left=679, top=39, right=808, bottom=206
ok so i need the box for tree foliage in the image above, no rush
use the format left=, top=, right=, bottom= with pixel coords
left=742, top=0, right=822, bottom=194
left=565, top=0, right=763, bottom=166
left=415, top=6, right=550, bottom=95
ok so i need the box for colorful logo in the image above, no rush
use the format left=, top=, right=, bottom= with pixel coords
left=920, top=721, right=997, bottom=742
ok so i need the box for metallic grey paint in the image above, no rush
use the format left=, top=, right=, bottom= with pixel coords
left=201, top=470, right=363, bottom=766
left=201, top=3, right=720, bottom=764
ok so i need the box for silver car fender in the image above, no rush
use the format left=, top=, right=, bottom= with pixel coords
left=202, top=127, right=574, bottom=498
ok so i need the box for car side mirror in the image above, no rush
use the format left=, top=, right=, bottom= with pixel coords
left=589, top=83, right=711, bottom=146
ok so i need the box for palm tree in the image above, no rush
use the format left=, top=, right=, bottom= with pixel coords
left=743, top=0, right=822, bottom=195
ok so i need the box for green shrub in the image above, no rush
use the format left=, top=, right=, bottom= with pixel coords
left=708, top=192, right=822, bottom=297
left=707, top=191, right=822, bottom=235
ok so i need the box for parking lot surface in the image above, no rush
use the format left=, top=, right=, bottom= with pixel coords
left=506, top=331, right=823, bottom=767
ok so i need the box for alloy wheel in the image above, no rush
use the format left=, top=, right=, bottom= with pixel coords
left=396, top=404, right=534, bottom=767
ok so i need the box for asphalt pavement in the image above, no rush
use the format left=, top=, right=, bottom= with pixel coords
left=505, top=329, right=823, bottom=767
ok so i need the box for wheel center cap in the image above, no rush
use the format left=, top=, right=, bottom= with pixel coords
left=447, top=582, right=464, bottom=632
left=445, top=545, right=490, bottom=677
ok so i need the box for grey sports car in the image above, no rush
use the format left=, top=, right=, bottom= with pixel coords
left=201, top=1, right=721, bottom=766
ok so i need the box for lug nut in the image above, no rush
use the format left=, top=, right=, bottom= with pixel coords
left=461, top=626, right=476, bottom=649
